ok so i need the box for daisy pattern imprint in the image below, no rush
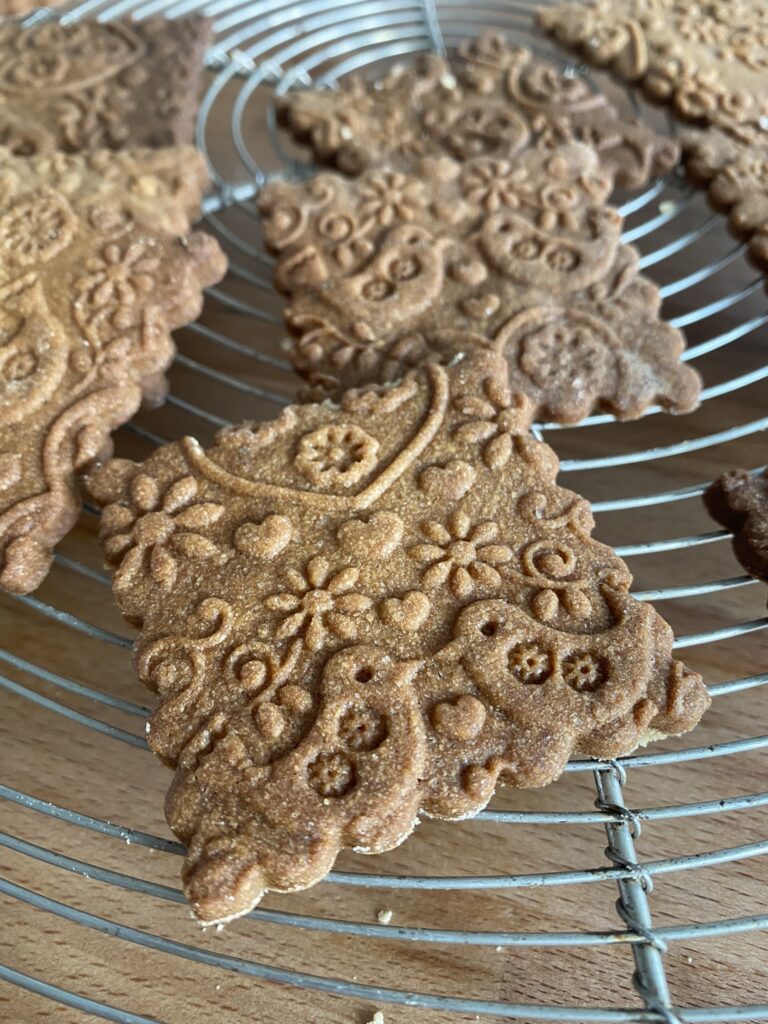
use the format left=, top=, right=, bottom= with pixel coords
left=89, top=349, right=710, bottom=925
left=259, top=143, right=701, bottom=422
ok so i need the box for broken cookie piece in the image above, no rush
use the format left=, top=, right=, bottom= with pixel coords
left=705, top=467, right=768, bottom=582
left=90, top=350, right=709, bottom=924
left=277, top=33, right=678, bottom=189
left=259, top=144, right=701, bottom=420
left=0, top=145, right=227, bottom=594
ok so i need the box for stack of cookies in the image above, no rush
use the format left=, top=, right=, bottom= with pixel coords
left=0, top=15, right=227, bottom=592
left=82, top=34, right=712, bottom=925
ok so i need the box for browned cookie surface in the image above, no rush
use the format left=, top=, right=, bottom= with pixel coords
left=539, top=0, right=768, bottom=266
left=0, top=15, right=210, bottom=155
left=0, top=146, right=227, bottom=594
left=277, top=33, right=678, bottom=189
left=0, top=0, right=62, bottom=14
left=259, top=144, right=701, bottom=420
left=89, top=351, right=709, bottom=924
left=705, top=468, right=768, bottom=582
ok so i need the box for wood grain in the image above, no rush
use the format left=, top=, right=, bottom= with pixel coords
left=2, top=23, right=767, bottom=1024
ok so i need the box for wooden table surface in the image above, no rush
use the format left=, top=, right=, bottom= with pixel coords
left=2, top=14, right=768, bottom=1024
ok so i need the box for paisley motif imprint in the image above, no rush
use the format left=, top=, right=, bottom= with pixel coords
left=0, top=16, right=210, bottom=154
left=260, top=147, right=701, bottom=423
left=0, top=145, right=227, bottom=595
left=539, top=1, right=768, bottom=269
left=276, top=33, right=679, bottom=189
left=91, top=350, right=710, bottom=925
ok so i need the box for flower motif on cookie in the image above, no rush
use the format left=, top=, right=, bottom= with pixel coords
left=452, top=373, right=533, bottom=469
left=74, top=241, right=160, bottom=344
left=102, top=473, right=224, bottom=591
left=409, top=509, right=513, bottom=599
left=264, top=556, right=372, bottom=653
left=495, top=307, right=617, bottom=423
left=358, top=170, right=426, bottom=226
left=0, top=188, right=76, bottom=268
left=294, top=423, right=380, bottom=489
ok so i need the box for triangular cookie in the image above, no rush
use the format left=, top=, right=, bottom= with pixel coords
left=90, top=351, right=709, bottom=924
left=277, top=33, right=678, bottom=189
left=260, top=144, right=701, bottom=420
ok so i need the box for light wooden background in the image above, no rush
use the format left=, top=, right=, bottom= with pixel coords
left=1, top=14, right=767, bottom=1024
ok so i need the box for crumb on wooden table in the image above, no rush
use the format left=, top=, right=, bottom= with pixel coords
left=376, top=908, right=393, bottom=925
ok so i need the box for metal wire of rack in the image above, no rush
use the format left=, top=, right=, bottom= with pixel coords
left=2, top=1, right=768, bottom=1022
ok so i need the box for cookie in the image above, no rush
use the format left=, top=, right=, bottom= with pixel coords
left=679, top=125, right=768, bottom=266
left=0, top=0, right=63, bottom=15
left=538, top=1, right=768, bottom=265
left=259, top=144, right=701, bottom=421
left=704, top=468, right=768, bottom=581
left=89, top=350, right=709, bottom=924
left=0, top=145, right=227, bottom=594
left=277, top=33, right=679, bottom=189
left=0, top=15, right=210, bottom=156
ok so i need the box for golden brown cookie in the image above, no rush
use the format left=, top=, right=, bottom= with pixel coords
left=538, top=1, right=768, bottom=265
left=0, top=146, right=227, bottom=594
left=89, top=350, right=709, bottom=924
left=259, top=144, right=701, bottom=420
left=277, top=33, right=678, bottom=189
left=0, top=15, right=210, bottom=155
left=0, top=0, right=62, bottom=15
left=704, top=467, right=768, bottom=581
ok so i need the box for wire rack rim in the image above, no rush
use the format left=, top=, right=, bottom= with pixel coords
left=5, top=875, right=768, bottom=1023
left=4, top=828, right=768, bottom=949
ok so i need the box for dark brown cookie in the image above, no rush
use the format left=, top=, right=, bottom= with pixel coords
left=704, top=468, right=768, bottom=581
left=539, top=1, right=768, bottom=266
left=0, top=15, right=210, bottom=156
left=277, top=33, right=679, bottom=189
left=89, top=350, right=709, bottom=925
left=0, top=145, right=227, bottom=594
left=259, top=144, right=701, bottom=421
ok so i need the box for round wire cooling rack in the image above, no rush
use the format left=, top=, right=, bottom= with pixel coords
left=2, top=1, right=768, bottom=1022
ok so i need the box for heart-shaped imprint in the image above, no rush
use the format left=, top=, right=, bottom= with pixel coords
left=337, top=510, right=403, bottom=558
left=461, top=293, right=501, bottom=319
left=419, top=459, right=476, bottom=500
left=431, top=694, right=486, bottom=741
left=235, top=515, right=292, bottom=558
left=379, top=590, right=431, bottom=631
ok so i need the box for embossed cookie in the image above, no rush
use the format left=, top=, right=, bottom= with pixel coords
left=89, top=350, right=709, bottom=924
left=539, top=1, right=768, bottom=263
left=0, top=15, right=210, bottom=156
left=277, top=33, right=679, bottom=189
left=704, top=467, right=768, bottom=581
left=259, top=145, right=701, bottom=421
left=0, top=145, right=227, bottom=594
